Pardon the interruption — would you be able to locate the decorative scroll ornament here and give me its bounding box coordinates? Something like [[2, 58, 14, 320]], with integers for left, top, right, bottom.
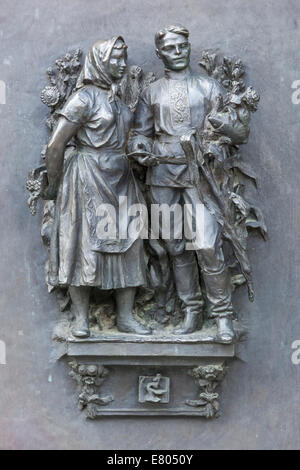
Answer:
[[68, 360, 113, 419], [185, 363, 227, 418]]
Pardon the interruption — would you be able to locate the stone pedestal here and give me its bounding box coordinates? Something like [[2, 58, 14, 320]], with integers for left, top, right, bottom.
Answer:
[[66, 331, 235, 419]]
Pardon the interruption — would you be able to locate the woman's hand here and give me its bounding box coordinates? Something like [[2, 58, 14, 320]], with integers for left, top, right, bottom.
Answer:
[[41, 178, 59, 200]]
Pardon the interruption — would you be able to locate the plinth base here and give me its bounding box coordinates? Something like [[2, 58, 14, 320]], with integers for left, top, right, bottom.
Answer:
[[66, 331, 235, 418]]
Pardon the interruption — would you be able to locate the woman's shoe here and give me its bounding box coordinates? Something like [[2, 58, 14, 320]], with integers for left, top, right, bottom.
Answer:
[[117, 313, 152, 335], [72, 315, 90, 338]]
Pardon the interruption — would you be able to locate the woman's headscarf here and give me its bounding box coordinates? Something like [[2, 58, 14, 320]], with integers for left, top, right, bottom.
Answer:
[[76, 36, 127, 103]]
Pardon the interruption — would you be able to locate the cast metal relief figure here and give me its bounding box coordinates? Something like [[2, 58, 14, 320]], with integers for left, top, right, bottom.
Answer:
[[128, 25, 265, 342], [43, 37, 151, 338], [27, 27, 265, 346]]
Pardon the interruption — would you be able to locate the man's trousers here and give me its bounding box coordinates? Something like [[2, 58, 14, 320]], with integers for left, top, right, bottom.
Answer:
[[150, 185, 233, 318]]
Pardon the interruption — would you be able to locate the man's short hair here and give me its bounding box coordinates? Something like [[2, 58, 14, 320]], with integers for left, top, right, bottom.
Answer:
[[155, 25, 189, 49]]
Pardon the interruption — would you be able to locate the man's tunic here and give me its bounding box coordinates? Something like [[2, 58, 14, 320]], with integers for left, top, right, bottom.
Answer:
[[131, 67, 246, 188]]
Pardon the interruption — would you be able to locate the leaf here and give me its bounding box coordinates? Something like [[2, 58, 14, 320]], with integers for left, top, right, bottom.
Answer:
[[185, 399, 207, 407], [88, 394, 114, 406], [199, 51, 217, 75], [225, 158, 258, 186], [231, 273, 246, 289], [245, 205, 268, 240]]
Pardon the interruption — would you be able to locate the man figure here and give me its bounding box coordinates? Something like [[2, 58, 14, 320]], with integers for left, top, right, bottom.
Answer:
[[129, 25, 249, 342]]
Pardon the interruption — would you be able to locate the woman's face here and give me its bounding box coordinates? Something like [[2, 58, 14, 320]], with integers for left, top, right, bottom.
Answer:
[[107, 40, 127, 80]]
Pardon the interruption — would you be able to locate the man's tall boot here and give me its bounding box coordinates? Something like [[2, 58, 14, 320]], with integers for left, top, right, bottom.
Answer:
[[201, 265, 235, 343], [173, 253, 204, 334]]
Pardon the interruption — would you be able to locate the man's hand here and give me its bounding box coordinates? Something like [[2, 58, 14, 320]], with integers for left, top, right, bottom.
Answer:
[[127, 149, 159, 167], [136, 154, 159, 167], [126, 141, 158, 167], [208, 110, 249, 145]]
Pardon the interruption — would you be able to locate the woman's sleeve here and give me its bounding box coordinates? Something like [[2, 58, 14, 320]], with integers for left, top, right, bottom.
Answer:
[[58, 88, 94, 125]]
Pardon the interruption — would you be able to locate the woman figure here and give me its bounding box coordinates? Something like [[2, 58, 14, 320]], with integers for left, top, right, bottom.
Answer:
[[45, 37, 150, 338]]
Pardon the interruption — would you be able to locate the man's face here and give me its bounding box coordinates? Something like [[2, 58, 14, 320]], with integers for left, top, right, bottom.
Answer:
[[156, 32, 190, 71]]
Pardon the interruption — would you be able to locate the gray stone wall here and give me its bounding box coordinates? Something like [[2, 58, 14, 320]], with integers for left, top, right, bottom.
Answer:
[[0, 0, 299, 449]]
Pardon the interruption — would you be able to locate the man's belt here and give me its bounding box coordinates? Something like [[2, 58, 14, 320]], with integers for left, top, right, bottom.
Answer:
[[155, 134, 183, 144], [127, 151, 187, 165]]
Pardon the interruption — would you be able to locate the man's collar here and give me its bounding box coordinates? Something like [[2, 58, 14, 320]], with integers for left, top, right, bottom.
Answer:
[[164, 67, 191, 80]]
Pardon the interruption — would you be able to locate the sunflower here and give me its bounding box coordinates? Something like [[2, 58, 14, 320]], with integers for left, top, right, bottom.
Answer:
[[40, 85, 60, 107]]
